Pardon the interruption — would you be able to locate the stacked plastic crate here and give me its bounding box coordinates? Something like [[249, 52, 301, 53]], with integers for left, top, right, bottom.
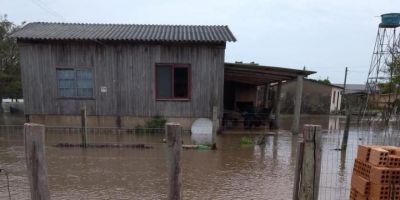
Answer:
[[350, 145, 400, 200]]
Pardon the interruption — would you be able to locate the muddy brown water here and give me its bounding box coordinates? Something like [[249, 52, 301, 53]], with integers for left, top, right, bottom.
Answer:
[[0, 114, 399, 200]]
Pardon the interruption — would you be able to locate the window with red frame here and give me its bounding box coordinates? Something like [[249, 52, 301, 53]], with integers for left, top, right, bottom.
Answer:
[[156, 64, 190, 99]]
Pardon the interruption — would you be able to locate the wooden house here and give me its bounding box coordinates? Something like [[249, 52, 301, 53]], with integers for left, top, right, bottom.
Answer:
[[11, 22, 235, 128], [12, 22, 314, 133]]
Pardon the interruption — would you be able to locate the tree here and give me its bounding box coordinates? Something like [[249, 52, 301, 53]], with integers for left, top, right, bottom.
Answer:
[[309, 77, 331, 85], [378, 55, 400, 94], [0, 15, 22, 113]]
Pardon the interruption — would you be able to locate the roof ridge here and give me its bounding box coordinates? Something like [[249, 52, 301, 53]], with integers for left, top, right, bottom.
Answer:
[[12, 22, 237, 42], [29, 22, 229, 27]]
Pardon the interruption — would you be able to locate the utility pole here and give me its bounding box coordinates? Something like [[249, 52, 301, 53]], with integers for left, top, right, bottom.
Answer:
[[341, 67, 350, 151]]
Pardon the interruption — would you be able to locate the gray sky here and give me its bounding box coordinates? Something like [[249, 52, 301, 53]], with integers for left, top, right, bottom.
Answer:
[[2, 0, 399, 84]]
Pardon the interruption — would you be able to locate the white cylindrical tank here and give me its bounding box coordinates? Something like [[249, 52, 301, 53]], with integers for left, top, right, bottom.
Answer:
[[190, 118, 213, 145]]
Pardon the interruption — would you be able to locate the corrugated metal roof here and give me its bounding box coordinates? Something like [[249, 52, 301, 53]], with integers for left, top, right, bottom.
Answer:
[[224, 62, 316, 85], [11, 22, 236, 43]]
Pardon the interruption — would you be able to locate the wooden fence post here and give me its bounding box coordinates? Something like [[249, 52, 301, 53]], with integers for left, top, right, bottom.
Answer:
[[166, 122, 182, 200], [298, 124, 322, 200], [212, 105, 218, 149], [293, 141, 304, 200], [81, 106, 88, 147], [24, 123, 50, 200]]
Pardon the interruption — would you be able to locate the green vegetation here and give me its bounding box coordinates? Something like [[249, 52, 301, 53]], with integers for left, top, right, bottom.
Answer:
[[0, 15, 23, 112], [135, 116, 167, 133], [240, 136, 254, 145], [309, 78, 331, 85], [378, 56, 400, 94], [0, 17, 22, 97], [145, 115, 167, 129]]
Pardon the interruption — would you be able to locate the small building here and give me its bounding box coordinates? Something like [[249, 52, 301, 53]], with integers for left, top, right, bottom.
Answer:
[[334, 84, 367, 94], [281, 79, 343, 114], [333, 83, 368, 113], [12, 22, 314, 133]]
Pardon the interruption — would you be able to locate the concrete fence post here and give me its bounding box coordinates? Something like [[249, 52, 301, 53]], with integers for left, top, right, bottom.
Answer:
[[24, 123, 50, 200], [274, 82, 282, 129], [166, 122, 182, 200], [298, 124, 322, 200], [292, 75, 304, 134]]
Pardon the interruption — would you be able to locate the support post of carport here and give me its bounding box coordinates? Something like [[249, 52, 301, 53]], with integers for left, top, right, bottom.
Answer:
[[274, 82, 282, 129], [292, 75, 304, 134], [263, 84, 270, 108]]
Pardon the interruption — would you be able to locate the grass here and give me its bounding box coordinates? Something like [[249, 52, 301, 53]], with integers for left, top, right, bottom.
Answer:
[[240, 136, 254, 145]]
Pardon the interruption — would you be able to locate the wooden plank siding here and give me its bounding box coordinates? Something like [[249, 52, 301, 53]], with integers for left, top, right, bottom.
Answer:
[[19, 41, 225, 119]]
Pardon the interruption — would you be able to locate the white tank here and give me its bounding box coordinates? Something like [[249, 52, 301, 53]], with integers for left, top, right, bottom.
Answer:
[[190, 118, 213, 145]]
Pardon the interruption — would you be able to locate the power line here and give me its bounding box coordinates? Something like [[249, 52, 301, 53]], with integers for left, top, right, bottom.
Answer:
[[29, 0, 66, 21]]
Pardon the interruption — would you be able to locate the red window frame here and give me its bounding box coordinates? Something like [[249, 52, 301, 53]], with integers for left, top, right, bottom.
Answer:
[[155, 63, 191, 101]]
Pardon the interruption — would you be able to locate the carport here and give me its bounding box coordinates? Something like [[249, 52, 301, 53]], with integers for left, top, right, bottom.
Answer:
[[224, 62, 315, 133]]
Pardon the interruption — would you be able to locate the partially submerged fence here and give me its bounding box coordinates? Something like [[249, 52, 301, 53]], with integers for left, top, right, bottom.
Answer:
[[1, 121, 400, 199], [318, 125, 400, 200], [0, 124, 171, 200]]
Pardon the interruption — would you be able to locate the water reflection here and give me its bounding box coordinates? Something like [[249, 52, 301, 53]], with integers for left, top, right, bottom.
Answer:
[[1, 114, 400, 199]]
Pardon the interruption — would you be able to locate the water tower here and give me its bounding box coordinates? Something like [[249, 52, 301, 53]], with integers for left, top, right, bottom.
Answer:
[[366, 13, 400, 112]]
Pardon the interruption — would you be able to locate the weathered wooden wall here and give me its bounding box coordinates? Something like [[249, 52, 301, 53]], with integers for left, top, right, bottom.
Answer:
[[19, 41, 225, 118]]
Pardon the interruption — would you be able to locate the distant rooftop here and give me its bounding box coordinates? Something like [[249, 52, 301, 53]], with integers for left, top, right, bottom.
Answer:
[[11, 22, 237, 43], [333, 84, 374, 94]]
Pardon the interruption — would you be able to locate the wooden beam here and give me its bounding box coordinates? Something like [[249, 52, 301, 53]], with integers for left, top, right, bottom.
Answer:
[[225, 65, 301, 78], [225, 69, 296, 80], [225, 72, 285, 82], [224, 77, 269, 85]]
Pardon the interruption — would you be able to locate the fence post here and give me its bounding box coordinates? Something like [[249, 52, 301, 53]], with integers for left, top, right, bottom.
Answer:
[[81, 106, 88, 147], [341, 102, 351, 151], [293, 141, 304, 200], [166, 122, 182, 200], [24, 123, 50, 200], [299, 124, 322, 200], [212, 105, 218, 149]]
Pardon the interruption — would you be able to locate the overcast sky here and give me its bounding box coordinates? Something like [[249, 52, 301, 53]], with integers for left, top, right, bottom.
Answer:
[[2, 0, 399, 84]]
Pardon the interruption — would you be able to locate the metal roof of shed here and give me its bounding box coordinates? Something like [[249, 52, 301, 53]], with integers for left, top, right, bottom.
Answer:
[[225, 62, 315, 85], [11, 22, 237, 43]]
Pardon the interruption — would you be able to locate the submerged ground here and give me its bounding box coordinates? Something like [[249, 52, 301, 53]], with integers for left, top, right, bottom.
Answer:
[[0, 114, 399, 200]]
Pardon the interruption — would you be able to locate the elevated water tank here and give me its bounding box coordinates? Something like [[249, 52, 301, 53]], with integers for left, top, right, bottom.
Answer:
[[380, 13, 400, 28]]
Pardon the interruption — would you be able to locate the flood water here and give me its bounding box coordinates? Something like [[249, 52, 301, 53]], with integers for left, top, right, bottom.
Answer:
[[1, 114, 400, 200]]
